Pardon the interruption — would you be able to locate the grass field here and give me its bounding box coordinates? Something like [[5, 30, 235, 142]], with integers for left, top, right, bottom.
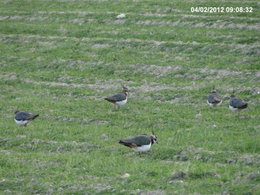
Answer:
[[0, 0, 260, 194]]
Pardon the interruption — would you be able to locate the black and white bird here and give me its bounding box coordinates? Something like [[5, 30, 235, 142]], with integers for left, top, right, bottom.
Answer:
[[105, 87, 128, 107], [119, 134, 157, 153], [14, 111, 39, 126], [229, 94, 248, 111], [207, 90, 222, 107]]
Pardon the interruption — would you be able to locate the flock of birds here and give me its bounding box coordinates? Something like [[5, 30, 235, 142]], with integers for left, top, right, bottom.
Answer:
[[14, 87, 248, 153]]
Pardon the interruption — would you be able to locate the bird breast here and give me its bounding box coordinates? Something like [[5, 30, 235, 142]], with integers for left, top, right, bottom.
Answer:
[[14, 119, 28, 125], [133, 143, 151, 152], [115, 99, 127, 106]]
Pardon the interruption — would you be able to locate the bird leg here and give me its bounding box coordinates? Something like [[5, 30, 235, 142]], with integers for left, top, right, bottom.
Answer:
[[112, 104, 119, 111], [237, 110, 241, 119]]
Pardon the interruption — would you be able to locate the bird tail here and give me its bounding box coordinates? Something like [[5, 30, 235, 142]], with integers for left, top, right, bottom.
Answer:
[[104, 97, 115, 103], [241, 103, 248, 109], [119, 140, 129, 146], [30, 114, 39, 120], [119, 140, 125, 145], [119, 140, 135, 148]]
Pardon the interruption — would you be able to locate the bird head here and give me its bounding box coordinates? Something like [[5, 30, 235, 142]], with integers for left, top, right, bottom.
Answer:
[[230, 94, 236, 98], [151, 131, 158, 144], [122, 86, 129, 95]]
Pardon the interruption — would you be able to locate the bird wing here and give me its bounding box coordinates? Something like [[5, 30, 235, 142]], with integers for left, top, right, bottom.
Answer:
[[105, 92, 126, 102], [119, 135, 150, 147], [230, 97, 247, 108], [208, 93, 221, 103], [15, 112, 32, 120]]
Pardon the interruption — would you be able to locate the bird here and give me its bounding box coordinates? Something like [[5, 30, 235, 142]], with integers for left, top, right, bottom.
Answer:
[[119, 134, 158, 153], [14, 111, 39, 126], [229, 94, 248, 111], [104, 87, 129, 108], [207, 90, 222, 107]]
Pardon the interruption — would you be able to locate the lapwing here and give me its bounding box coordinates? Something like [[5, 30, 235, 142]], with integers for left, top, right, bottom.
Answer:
[[207, 90, 222, 107], [14, 111, 39, 126], [229, 94, 248, 111], [104, 87, 128, 108], [119, 134, 158, 153]]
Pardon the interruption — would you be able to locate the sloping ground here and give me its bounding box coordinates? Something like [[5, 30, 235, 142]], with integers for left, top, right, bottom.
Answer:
[[0, 0, 259, 194]]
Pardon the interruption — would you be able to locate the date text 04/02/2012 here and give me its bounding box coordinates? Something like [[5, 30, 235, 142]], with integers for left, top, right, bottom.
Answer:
[[190, 7, 253, 13]]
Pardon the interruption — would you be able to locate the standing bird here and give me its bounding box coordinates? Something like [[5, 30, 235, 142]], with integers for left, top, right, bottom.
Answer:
[[104, 87, 129, 108], [229, 94, 248, 111], [119, 134, 158, 153], [14, 111, 39, 126], [207, 90, 222, 107]]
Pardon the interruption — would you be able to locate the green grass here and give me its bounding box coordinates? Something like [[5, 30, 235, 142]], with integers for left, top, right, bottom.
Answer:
[[0, 0, 259, 194]]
